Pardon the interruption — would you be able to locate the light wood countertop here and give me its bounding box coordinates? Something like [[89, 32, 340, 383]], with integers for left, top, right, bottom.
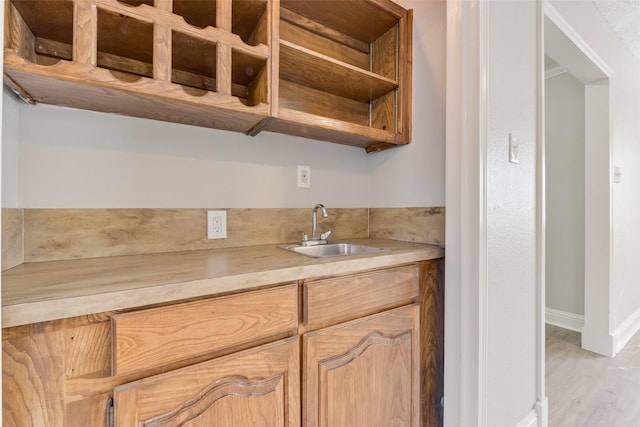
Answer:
[[2, 239, 443, 328]]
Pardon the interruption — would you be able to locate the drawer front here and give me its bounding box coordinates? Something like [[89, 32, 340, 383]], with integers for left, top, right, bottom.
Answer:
[[112, 284, 298, 376], [302, 265, 419, 331]]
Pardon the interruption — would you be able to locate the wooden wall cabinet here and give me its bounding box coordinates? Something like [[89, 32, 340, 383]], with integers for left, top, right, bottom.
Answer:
[[2, 260, 442, 426], [3, 0, 412, 152], [4, 0, 272, 134]]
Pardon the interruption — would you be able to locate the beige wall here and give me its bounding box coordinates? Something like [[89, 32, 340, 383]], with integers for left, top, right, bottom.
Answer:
[[545, 71, 585, 316]]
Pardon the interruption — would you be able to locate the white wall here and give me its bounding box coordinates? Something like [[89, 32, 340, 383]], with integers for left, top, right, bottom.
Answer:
[[549, 1, 640, 340], [485, 1, 538, 424], [12, 101, 370, 208], [545, 71, 585, 316], [2, 90, 19, 208], [1, 1, 446, 210], [445, 0, 541, 425]]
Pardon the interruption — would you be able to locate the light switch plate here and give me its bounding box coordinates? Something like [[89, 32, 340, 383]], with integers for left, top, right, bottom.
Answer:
[[614, 166, 621, 183], [509, 133, 520, 164]]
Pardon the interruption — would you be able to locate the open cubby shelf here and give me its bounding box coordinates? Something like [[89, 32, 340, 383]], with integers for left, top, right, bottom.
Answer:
[[279, 41, 398, 103], [5, 0, 412, 152]]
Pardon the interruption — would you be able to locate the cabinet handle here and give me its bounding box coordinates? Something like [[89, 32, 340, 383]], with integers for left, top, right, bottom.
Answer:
[[106, 398, 114, 427]]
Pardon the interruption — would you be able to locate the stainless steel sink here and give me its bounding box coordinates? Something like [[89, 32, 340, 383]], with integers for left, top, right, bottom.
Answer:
[[280, 242, 388, 258]]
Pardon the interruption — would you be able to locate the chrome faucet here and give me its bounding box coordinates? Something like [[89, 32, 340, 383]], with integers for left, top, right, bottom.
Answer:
[[301, 203, 332, 246]]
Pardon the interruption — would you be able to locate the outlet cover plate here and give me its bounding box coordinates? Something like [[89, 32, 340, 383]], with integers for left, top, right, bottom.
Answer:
[[297, 165, 311, 188], [207, 210, 227, 239]]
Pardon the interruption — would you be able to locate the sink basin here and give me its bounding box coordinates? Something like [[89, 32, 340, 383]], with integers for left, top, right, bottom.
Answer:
[[280, 243, 388, 258]]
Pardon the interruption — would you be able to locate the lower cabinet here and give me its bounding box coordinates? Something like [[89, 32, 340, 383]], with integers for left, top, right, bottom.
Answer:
[[303, 305, 420, 427], [2, 260, 443, 426], [113, 337, 300, 427]]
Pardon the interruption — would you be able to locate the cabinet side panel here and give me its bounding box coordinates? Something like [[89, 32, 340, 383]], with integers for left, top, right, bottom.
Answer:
[[420, 258, 445, 427], [370, 21, 398, 136], [3, 329, 66, 426], [371, 90, 396, 133], [399, 8, 412, 142], [65, 320, 111, 379], [7, 2, 37, 62], [371, 25, 396, 80]]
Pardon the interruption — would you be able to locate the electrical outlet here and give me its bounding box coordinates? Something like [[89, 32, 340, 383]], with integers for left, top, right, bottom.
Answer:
[[207, 210, 227, 239], [297, 165, 311, 188]]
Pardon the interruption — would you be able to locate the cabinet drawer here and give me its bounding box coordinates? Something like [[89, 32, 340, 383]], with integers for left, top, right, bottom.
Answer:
[[112, 284, 298, 376], [302, 265, 418, 331]]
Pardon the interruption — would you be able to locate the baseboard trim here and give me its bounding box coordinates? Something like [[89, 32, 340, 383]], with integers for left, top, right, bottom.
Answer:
[[514, 398, 548, 427], [515, 409, 538, 427], [613, 305, 640, 354], [536, 396, 549, 427], [545, 307, 584, 332], [582, 327, 615, 357]]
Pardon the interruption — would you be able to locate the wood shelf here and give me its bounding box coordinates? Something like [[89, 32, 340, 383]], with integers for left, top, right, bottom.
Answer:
[[4, 50, 270, 132], [270, 108, 398, 150], [280, 0, 402, 45], [279, 40, 397, 103]]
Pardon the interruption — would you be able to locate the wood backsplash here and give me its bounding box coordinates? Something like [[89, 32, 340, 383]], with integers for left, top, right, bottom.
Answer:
[[369, 207, 445, 246], [2, 208, 23, 270], [2, 207, 444, 267]]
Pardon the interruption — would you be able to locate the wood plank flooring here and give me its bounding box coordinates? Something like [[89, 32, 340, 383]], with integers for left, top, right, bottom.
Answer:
[[546, 324, 640, 426]]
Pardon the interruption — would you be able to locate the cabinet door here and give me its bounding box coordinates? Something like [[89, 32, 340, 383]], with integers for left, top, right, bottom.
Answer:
[[114, 337, 299, 427], [303, 304, 420, 427]]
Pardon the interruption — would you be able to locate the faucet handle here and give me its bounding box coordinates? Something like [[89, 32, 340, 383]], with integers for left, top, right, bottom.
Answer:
[[320, 230, 332, 240], [301, 232, 309, 242]]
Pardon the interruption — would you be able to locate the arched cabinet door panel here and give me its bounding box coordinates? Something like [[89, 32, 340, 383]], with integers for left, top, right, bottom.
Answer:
[[114, 337, 300, 427], [303, 304, 420, 427]]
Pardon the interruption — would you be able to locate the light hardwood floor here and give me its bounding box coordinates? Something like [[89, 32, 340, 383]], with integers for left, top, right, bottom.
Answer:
[[546, 324, 640, 426]]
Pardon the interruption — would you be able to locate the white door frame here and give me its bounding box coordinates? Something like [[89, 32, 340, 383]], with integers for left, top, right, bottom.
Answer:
[[444, 0, 486, 424], [446, 1, 547, 425], [543, 2, 615, 357]]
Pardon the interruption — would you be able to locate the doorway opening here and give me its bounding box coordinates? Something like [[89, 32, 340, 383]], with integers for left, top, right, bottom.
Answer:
[[543, 8, 613, 356]]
